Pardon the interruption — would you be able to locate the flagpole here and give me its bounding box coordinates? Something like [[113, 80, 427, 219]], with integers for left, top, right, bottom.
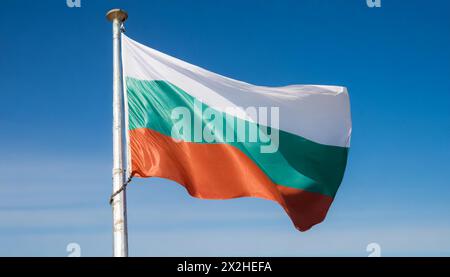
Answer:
[[107, 8, 129, 257]]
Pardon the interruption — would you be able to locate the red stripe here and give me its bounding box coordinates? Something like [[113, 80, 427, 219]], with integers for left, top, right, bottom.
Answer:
[[129, 128, 334, 231]]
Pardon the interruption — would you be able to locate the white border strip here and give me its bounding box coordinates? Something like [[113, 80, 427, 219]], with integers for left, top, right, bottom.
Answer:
[[121, 35, 132, 179]]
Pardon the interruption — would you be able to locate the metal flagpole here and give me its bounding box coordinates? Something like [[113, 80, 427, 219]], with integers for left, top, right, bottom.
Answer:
[[107, 8, 129, 257]]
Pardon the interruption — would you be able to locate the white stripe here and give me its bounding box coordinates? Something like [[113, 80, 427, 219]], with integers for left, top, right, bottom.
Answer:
[[121, 34, 352, 147]]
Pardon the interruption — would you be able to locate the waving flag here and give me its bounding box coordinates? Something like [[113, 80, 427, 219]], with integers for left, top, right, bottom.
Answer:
[[121, 34, 351, 231]]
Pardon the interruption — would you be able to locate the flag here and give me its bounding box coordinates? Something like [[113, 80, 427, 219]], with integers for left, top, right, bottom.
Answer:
[[121, 34, 352, 231]]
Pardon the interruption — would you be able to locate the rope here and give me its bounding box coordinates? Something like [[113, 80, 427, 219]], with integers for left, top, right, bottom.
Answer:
[[109, 176, 132, 205]]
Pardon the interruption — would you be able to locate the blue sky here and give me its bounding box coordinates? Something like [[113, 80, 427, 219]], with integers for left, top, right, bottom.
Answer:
[[1, 0, 449, 256]]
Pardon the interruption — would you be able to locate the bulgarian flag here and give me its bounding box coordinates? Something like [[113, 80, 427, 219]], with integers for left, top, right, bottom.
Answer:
[[121, 34, 352, 231]]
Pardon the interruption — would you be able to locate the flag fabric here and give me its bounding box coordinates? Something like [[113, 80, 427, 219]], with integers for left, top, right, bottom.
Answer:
[[121, 34, 352, 231]]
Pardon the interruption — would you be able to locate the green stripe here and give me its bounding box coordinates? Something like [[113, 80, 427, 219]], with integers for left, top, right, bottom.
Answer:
[[126, 77, 349, 197]]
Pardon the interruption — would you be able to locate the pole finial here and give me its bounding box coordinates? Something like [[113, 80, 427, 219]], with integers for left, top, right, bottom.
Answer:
[[106, 9, 128, 22]]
